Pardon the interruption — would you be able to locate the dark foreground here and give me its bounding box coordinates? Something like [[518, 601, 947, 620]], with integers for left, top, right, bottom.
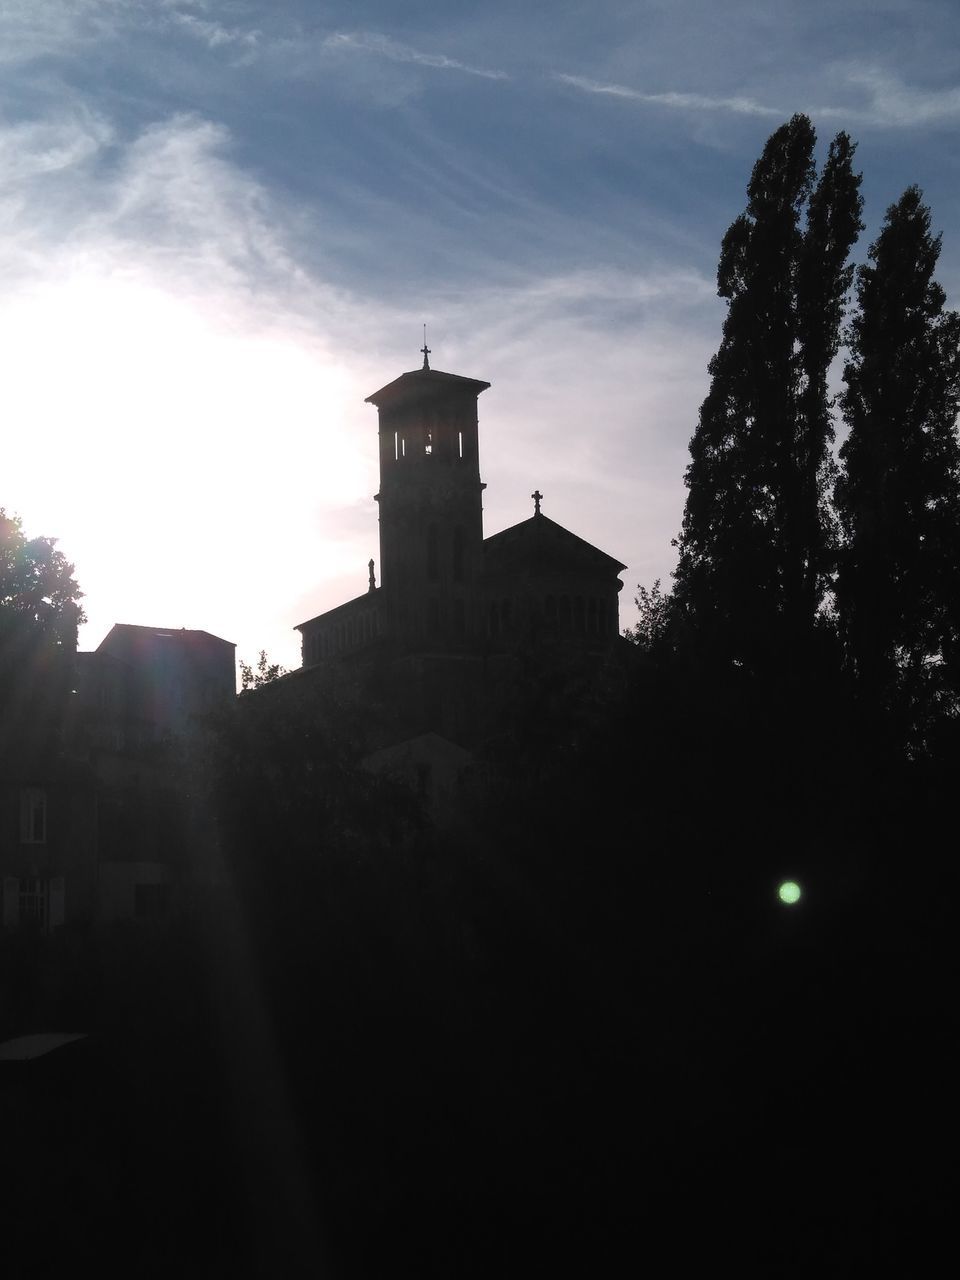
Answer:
[[1, 820, 952, 1279]]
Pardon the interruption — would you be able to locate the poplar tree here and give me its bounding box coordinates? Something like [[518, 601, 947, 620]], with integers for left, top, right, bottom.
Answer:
[[673, 116, 862, 675], [835, 187, 960, 737]]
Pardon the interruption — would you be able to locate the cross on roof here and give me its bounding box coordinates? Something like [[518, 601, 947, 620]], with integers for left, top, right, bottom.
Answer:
[[421, 323, 431, 371], [532, 489, 543, 516]]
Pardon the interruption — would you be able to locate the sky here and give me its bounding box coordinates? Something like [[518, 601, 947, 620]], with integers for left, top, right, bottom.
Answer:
[[3, 0, 960, 673]]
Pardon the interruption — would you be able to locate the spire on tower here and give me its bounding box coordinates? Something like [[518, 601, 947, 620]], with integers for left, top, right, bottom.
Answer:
[[420, 323, 431, 371]]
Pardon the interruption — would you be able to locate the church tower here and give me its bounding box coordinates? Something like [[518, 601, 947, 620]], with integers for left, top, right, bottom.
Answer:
[[366, 347, 490, 648]]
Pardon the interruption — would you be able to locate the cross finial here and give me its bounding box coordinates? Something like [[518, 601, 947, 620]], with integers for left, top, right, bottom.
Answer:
[[532, 489, 543, 516], [421, 323, 431, 371]]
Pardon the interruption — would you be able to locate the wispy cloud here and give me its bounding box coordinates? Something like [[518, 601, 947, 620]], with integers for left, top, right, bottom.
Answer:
[[324, 31, 509, 82], [556, 65, 960, 131], [828, 65, 960, 127], [0, 112, 112, 184], [166, 10, 261, 53], [555, 73, 782, 118]]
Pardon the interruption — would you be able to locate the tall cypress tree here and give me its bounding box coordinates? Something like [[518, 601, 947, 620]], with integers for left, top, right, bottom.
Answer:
[[673, 116, 862, 675], [836, 187, 960, 738]]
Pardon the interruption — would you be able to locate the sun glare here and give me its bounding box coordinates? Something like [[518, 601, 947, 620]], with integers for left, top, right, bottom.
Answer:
[[0, 272, 371, 666]]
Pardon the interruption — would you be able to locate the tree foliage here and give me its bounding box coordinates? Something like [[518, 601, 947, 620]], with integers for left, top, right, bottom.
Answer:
[[623, 578, 675, 656], [0, 508, 85, 653], [239, 648, 286, 691], [673, 117, 863, 675], [1, 506, 85, 697], [836, 186, 960, 739]]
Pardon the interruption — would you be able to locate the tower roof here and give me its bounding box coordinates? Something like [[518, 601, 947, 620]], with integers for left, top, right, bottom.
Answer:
[[365, 367, 490, 409]]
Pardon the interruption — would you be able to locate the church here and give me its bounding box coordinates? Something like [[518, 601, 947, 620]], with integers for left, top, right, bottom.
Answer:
[[293, 345, 627, 757]]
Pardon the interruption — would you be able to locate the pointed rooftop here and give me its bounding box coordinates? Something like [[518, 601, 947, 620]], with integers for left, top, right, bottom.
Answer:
[[365, 367, 490, 409]]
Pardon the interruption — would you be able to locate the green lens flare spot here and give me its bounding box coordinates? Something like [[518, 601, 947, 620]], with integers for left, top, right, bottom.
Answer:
[[778, 881, 802, 905]]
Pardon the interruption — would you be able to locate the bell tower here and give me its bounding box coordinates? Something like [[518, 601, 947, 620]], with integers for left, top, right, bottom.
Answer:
[[366, 349, 490, 648]]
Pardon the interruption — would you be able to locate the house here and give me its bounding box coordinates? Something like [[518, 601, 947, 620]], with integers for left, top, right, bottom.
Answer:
[[1, 625, 235, 933]]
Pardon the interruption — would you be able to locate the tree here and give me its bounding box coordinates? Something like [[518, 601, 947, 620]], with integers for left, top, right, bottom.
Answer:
[[1, 508, 85, 748], [239, 649, 287, 691], [623, 579, 674, 657], [0, 508, 84, 669], [672, 117, 863, 676], [835, 187, 960, 742]]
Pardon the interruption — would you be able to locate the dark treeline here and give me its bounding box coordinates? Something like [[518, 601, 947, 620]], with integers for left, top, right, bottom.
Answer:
[[3, 115, 959, 1276]]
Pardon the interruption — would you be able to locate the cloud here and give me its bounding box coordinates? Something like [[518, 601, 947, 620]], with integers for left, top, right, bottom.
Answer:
[[556, 64, 960, 132], [0, 111, 112, 184], [323, 31, 509, 82], [554, 73, 783, 118], [165, 9, 261, 53], [827, 65, 960, 127]]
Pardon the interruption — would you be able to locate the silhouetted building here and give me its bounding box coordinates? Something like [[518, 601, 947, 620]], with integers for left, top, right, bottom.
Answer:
[[294, 356, 626, 772], [1, 624, 235, 933], [76, 624, 236, 749]]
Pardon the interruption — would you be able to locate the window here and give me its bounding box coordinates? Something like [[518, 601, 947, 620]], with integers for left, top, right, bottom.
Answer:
[[19, 789, 46, 844], [453, 527, 465, 583], [458, 430, 463, 459], [425, 431, 433, 456], [18, 878, 48, 931]]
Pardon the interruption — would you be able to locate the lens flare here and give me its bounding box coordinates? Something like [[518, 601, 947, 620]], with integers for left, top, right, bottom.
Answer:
[[778, 881, 802, 905]]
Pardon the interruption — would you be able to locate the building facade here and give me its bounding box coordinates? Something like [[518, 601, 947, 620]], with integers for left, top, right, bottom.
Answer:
[[295, 356, 627, 753], [297, 358, 626, 667], [1, 625, 235, 934]]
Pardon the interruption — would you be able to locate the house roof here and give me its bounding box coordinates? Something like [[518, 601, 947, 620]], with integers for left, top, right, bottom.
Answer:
[[483, 514, 627, 576], [98, 624, 235, 650], [295, 588, 381, 633], [365, 368, 490, 409]]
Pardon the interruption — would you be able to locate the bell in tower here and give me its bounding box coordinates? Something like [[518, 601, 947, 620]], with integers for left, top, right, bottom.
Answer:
[[366, 346, 490, 649]]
